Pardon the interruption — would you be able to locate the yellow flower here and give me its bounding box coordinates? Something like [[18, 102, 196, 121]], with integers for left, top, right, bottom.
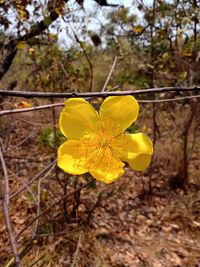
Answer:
[[57, 96, 153, 184]]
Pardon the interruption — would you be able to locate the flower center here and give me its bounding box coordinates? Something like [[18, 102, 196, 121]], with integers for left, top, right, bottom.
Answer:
[[76, 117, 127, 173], [78, 130, 120, 171]]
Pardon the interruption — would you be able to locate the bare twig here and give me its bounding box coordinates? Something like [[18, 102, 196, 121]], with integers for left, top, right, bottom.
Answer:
[[139, 94, 200, 103], [181, 102, 198, 184], [87, 193, 102, 223], [16, 179, 95, 240], [0, 137, 5, 153], [0, 89, 200, 116], [14, 175, 39, 240], [28, 255, 46, 267], [4, 241, 33, 267], [71, 233, 82, 267], [15, 176, 37, 206], [71, 178, 81, 219], [35, 229, 82, 237], [102, 56, 118, 92], [150, 0, 157, 146], [188, 117, 200, 161], [10, 161, 56, 200], [62, 174, 70, 223], [0, 103, 64, 116], [32, 176, 42, 239], [76, 38, 94, 92], [5, 130, 38, 153], [0, 87, 199, 98], [0, 94, 199, 117], [51, 98, 61, 191], [68, 22, 94, 92], [0, 147, 22, 267], [15, 116, 56, 127]]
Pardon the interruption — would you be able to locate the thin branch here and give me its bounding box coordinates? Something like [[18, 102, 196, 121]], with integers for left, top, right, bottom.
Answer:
[[10, 161, 56, 200], [188, 118, 200, 161], [3, 241, 33, 267], [32, 176, 42, 239], [0, 103, 64, 116], [15, 176, 37, 207], [68, 22, 94, 92], [0, 87, 199, 99], [181, 102, 198, 183], [0, 147, 22, 267], [71, 233, 82, 267], [14, 175, 39, 240], [5, 130, 38, 153], [139, 94, 200, 103], [0, 94, 200, 117], [35, 229, 82, 237], [27, 255, 46, 267], [150, 0, 157, 147], [14, 116, 56, 127], [16, 179, 95, 240], [102, 56, 118, 92], [51, 98, 61, 187], [0, 137, 5, 153]]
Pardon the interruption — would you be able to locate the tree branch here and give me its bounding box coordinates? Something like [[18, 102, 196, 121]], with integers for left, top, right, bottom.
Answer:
[[0, 146, 22, 267], [0, 103, 64, 116], [0, 86, 199, 99], [0, 0, 69, 81], [0, 94, 200, 117], [67, 21, 94, 92]]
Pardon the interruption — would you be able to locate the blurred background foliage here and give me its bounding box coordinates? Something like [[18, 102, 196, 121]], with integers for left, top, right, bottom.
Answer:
[[0, 0, 199, 92]]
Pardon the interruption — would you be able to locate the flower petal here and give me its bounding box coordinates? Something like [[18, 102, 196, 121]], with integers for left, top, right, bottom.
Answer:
[[99, 96, 139, 135], [59, 98, 101, 139], [116, 133, 153, 171], [89, 147, 124, 183], [57, 140, 88, 175]]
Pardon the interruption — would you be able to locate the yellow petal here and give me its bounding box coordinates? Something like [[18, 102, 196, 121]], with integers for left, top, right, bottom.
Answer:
[[57, 140, 88, 175], [116, 133, 153, 171], [99, 96, 139, 136], [59, 98, 101, 139], [89, 147, 124, 183]]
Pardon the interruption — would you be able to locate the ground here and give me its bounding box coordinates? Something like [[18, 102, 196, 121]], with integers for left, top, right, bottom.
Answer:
[[0, 100, 200, 267]]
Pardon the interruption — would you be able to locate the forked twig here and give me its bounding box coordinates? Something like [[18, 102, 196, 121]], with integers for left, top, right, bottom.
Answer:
[[16, 179, 94, 240], [10, 161, 56, 199]]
